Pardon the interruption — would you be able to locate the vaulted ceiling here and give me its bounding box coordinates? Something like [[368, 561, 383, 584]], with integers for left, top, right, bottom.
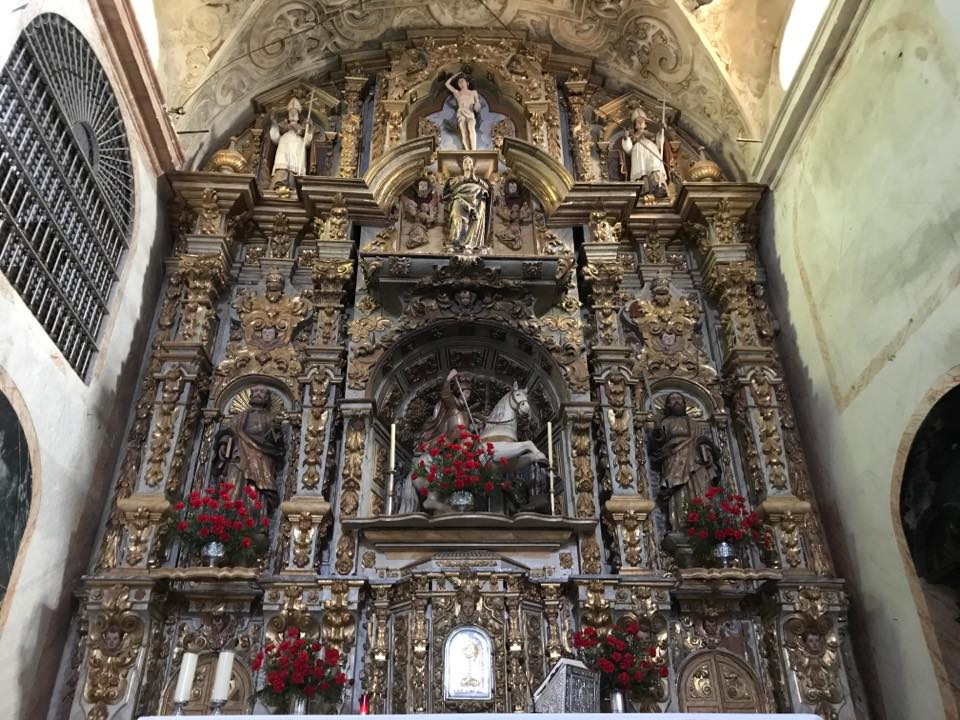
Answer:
[[148, 0, 794, 176]]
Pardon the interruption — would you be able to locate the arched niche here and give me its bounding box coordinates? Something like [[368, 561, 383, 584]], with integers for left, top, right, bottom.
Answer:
[[677, 650, 764, 713], [159, 653, 253, 714], [895, 373, 960, 715], [0, 386, 35, 618], [371, 321, 567, 451], [404, 65, 528, 153], [443, 626, 494, 701]]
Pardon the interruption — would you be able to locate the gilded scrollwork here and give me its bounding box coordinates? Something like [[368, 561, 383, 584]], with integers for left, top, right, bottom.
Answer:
[[82, 586, 145, 720], [198, 188, 219, 235], [143, 367, 185, 488], [582, 261, 624, 346], [301, 374, 330, 490], [605, 372, 635, 489], [339, 418, 365, 518], [571, 414, 596, 517], [177, 253, 228, 344], [213, 272, 312, 399]]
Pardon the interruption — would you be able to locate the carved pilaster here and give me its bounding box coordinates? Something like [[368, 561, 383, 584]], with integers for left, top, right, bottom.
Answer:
[[381, 99, 406, 156], [410, 583, 430, 712], [582, 260, 625, 347], [116, 495, 171, 570], [311, 258, 355, 346], [364, 585, 392, 713], [338, 76, 367, 178], [526, 99, 550, 155], [175, 252, 229, 346], [564, 76, 596, 182]]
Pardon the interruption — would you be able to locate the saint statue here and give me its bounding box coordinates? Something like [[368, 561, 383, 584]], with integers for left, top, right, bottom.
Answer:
[[213, 387, 284, 511], [442, 156, 491, 253], [444, 72, 481, 151], [621, 107, 667, 197], [269, 96, 313, 189], [650, 392, 720, 530], [420, 369, 474, 445]]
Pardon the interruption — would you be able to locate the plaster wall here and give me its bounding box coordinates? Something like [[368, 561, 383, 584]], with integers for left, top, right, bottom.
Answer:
[[0, 3, 167, 719], [761, 0, 960, 717]]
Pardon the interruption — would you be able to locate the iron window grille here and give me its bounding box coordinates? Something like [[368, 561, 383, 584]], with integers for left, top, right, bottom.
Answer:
[[0, 13, 133, 378]]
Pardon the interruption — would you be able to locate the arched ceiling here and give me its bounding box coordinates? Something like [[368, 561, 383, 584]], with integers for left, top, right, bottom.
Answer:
[[149, 0, 794, 177]]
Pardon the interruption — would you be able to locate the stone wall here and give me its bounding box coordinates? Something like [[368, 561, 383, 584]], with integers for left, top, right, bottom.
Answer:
[[760, 0, 960, 717], [0, 3, 168, 718]]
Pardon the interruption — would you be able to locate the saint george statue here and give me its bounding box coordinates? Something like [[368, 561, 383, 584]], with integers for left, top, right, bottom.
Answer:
[[213, 387, 285, 511], [442, 156, 491, 253], [269, 96, 313, 189], [420, 369, 474, 445], [444, 71, 482, 151], [650, 392, 720, 530], [621, 107, 667, 197]]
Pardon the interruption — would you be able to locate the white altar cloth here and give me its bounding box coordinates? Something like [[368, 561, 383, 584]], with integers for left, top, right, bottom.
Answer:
[[140, 714, 820, 719]]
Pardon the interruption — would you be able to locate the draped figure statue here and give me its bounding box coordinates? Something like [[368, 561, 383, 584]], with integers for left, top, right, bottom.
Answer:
[[442, 156, 491, 253]]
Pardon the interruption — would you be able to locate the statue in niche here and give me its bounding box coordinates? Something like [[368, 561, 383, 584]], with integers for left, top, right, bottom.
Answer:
[[444, 71, 482, 151], [649, 392, 720, 530], [494, 177, 531, 251], [621, 107, 667, 198], [401, 177, 440, 249], [443, 156, 491, 254], [401, 369, 547, 514], [269, 96, 313, 189], [213, 387, 285, 512]]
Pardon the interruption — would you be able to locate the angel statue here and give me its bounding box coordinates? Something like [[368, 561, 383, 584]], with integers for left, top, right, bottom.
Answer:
[[401, 177, 439, 249], [621, 107, 667, 197], [270, 96, 313, 189], [445, 71, 482, 151]]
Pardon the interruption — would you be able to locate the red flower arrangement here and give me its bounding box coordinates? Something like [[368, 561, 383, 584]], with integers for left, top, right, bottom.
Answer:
[[410, 427, 510, 500], [572, 623, 667, 699], [253, 627, 351, 710], [171, 482, 269, 565], [684, 485, 761, 561]]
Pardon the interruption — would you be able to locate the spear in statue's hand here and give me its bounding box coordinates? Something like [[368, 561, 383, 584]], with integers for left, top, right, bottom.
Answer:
[[452, 374, 478, 435]]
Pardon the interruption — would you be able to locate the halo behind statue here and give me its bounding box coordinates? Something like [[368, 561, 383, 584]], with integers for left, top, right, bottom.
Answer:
[[229, 387, 285, 416]]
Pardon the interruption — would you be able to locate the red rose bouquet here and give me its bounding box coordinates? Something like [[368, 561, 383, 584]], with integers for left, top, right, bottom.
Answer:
[[172, 482, 269, 565], [253, 627, 351, 711], [572, 622, 667, 699], [684, 485, 760, 562], [410, 427, 511, 500]]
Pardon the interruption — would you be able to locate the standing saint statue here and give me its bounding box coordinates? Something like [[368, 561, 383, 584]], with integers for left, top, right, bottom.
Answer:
[[445, 71, 481, 151], [269, 96, 313, 189], [213, 387, 285, 511], [442, 156, 491, 253], [650, 392, 720, 530], [621, 107, 667, 197]]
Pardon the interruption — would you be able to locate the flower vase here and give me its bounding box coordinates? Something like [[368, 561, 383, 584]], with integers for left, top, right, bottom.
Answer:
[[287, 695, 308, 715], [200, 540, 226, 567], [711, 540, 736, 568], [608, 689, 625, 713], [449, 490, 475, 512]]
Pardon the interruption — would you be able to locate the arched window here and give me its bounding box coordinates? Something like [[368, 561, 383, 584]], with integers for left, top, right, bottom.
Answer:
[[778, 0, 830, 89], [0, 391, 32, 606], [0, 14, 133, 378], [900, 385, 960, 605]]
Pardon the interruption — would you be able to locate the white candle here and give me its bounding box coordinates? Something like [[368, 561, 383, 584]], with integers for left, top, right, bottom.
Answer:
[[210, 651, 235, 702], [547, 421, 556, 516], [389, 423, 396, 472], [546, 421, 553, 470], [173, 652, 198, 703]]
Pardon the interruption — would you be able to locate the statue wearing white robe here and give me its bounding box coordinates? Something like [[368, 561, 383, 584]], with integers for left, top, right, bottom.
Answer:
[[621, 108, 666, 195], [270, 97, 313, 189]]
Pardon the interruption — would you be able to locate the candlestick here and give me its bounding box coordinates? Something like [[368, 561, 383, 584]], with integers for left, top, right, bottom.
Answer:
[[210, 650, 234, 705], [173, 652, 198, 704], [547, 421, 556, 515]]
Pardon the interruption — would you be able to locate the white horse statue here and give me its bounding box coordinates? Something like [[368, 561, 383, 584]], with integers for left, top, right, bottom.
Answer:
[[400, 383, 547, 514]]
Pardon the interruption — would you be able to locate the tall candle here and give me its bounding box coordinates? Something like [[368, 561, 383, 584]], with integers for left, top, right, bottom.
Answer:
[[546, 421, 553, 470], [173, 652, 198, 703], [210, 651, 235, 702], [389, 423, 396, 472]]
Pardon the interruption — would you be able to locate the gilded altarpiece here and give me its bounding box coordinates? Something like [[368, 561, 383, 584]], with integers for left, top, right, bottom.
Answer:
[[62, 35, 866, 720]]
